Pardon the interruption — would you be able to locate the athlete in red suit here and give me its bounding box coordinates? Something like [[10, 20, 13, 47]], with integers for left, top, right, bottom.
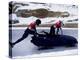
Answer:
[[55, 20, 64, 35], [10, 19, 41, 47]]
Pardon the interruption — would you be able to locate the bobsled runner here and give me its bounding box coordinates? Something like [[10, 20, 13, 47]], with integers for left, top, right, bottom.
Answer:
[[31, 34, 78, 47]]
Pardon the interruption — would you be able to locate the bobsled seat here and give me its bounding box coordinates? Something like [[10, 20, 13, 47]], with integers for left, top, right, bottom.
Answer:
[[31, 34, 77, 47]]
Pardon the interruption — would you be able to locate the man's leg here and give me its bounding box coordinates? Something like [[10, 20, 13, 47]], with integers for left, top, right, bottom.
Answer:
[[11, 29, 36, 47], [50, 26, 55, 36], [56, 28, 59, 35], [12, 29, 29, 47], [60, 28, 63, 35]]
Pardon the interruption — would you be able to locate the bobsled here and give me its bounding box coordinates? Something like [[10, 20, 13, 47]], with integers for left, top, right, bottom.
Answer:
[[31, 34, 78, 47]]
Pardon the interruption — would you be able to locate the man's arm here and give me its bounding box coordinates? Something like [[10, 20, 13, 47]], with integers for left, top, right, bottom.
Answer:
[[61, 21, 64, 26], [40, 30, 49, 35]]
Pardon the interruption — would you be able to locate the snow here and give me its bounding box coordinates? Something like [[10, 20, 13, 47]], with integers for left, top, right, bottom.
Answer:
[[15, 5, 48, 12], [15, 16, 78, 25], [10, 2, 78, 25], [13, 47, 77, 59], [15, 2, 78, 15], [9, 13, 18, 21], [49, 4, 78, 16], [15, 11, 78, 25]]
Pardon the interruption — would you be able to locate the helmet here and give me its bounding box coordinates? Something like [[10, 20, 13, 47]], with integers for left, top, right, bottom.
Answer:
[[36, 19, 41, 26]]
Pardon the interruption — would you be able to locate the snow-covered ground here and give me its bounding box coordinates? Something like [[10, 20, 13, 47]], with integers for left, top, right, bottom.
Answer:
[[15, 2, 78, 15], [10, 2, 78, 25], [15, 16, 78, 25], [9, 28, 78, 58], [11, 13, 78, 25]]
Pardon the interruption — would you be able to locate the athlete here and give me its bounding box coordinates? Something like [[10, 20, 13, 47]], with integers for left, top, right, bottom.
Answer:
[[55, 20, 64, 35], [41, 24, 55, 37], [10, 19, 41, 48]]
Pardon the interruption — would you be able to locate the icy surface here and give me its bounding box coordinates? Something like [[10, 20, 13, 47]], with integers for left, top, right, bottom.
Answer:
[[9, 28, 78, 58]]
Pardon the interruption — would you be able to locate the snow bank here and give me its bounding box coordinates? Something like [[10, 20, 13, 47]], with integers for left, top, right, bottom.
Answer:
[[11, 2, 78, 25]]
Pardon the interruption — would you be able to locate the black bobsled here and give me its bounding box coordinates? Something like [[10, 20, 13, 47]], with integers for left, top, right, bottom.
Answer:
[[31, 34, 78, 47]]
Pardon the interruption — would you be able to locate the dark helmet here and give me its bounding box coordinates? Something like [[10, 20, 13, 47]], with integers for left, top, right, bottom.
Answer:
[[36, 19, 41, 26]]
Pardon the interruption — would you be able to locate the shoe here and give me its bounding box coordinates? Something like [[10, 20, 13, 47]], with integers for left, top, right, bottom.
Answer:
[[9, 41, 15, 48]]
